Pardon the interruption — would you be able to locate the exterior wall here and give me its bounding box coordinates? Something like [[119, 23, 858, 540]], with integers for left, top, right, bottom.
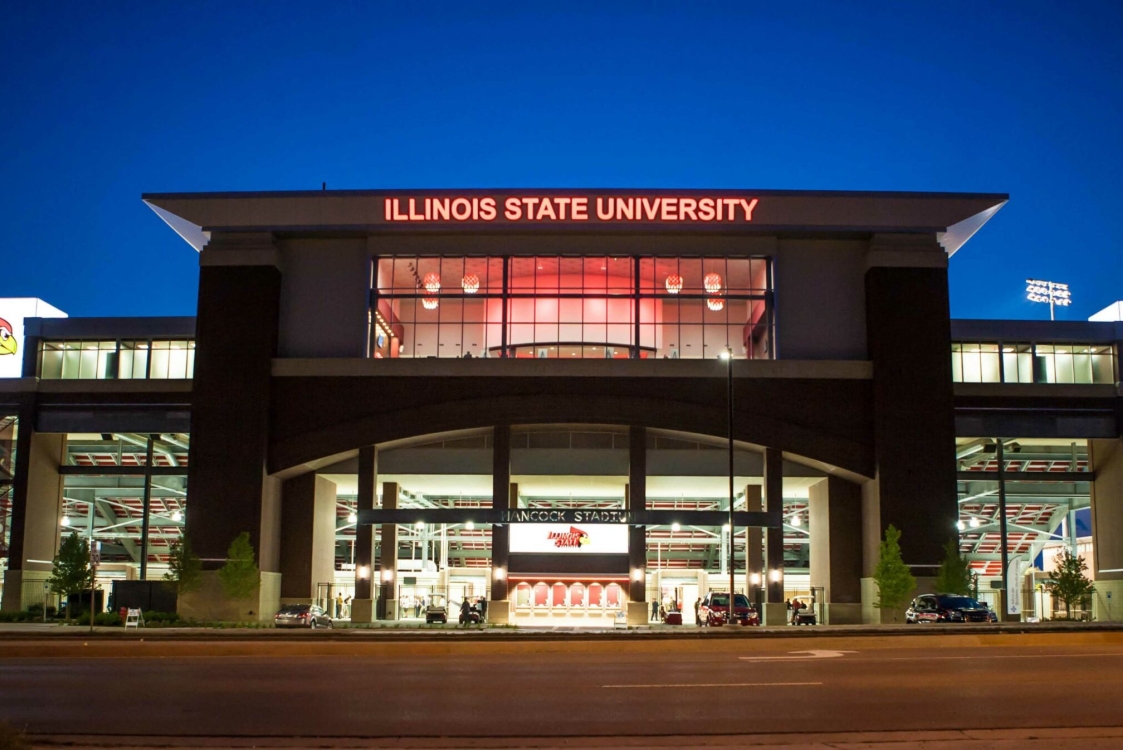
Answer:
[[186, 236, 281, 572], [808, 476, 863, 623], [277, 238, 369, 358], [1092, 438, 1123, 620], [268, 371, 876, 477], [865, 254, 958, 569], [1, 430, 64, 611], [279, 473, 337, 602], [774, 239, 868, 360]]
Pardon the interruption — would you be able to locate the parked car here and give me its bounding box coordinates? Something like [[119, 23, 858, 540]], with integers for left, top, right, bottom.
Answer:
[[274, 604, 333, 629], [698, 592, 760, 626], [425, 594, 449, 624], [906, 594, 997, 624]]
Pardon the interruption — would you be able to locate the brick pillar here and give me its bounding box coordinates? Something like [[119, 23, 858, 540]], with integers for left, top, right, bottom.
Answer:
[[809, 476, 863, 624], [351, 446, 376, 623], [1, 410, 64, 613], [379, 481, 398, 620], [627, 425, 647, 623], [745, 484, 764, 606], [490, 425, 511, 610], [763, 447, 786, 625]]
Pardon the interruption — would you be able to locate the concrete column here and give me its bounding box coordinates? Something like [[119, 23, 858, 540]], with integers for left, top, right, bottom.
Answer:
[[1091, 438, 1123, 620], [745, 484, 764, 606], [489, 425, 511, 619], [860, 475, 882, 624], [351, 446, 376, 623], [762, 447, 786, 625], [626, 425, 647, 625], [379, 481, 399, 620], [809, 476, 863, 624], [1, 425, 64, 612], [279, 473, 338, 604]]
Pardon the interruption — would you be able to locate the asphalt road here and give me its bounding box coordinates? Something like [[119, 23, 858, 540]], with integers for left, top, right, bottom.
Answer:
[[3, 641, 1123, 739]]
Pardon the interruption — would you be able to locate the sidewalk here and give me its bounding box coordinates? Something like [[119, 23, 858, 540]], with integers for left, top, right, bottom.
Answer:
[[3, 619, 1123, 639], [3, 621, 1123, 659], [24, 727, 1123, 749]]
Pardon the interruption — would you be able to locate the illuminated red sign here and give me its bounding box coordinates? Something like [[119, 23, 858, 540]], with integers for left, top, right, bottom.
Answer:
[[547, 526, 591, 549], [382, 195, 759, 223]]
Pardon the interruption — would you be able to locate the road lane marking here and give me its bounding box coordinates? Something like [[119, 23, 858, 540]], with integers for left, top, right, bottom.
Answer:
[[740, 649, 856, 661], [880, 652, 1123, 661], [603, 681, 823, 689]]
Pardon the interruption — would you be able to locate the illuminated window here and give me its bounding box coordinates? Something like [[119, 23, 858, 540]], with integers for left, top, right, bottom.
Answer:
[[372, 255, 773, 360], [953, 341, 1115, 385], [39, 339, 194, 380]]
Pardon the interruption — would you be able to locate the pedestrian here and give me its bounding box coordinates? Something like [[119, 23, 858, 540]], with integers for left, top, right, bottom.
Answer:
[[694, 597, 701, 626], [344, 595, 352, 618], [335, 592, 344, 619], [791, 599, 801, 625], [478, 594, 488, 621], [785, 598, 791, 613], [651, 599, 658, 622], [459, 598, 471, 625], [658, 602, 666, 622]]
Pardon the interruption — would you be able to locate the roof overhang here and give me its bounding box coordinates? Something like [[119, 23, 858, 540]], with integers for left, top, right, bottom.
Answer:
[[144, 188, 1007, 256]]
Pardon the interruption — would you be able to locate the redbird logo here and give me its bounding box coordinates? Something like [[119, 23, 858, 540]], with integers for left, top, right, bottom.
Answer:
[[547, 526, 591, 548]]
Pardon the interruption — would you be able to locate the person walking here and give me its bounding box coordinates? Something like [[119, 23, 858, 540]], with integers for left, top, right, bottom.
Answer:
[[650, 599, 658, 622], [335, 592, 344, 619], [459, 598, 471, 625], [478, 594, 488, 621], [694, 597, 701, 626]]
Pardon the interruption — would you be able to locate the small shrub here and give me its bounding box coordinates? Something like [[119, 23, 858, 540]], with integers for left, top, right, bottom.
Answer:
[[0, 721, 29, 750], [94, 612, 122, 627]]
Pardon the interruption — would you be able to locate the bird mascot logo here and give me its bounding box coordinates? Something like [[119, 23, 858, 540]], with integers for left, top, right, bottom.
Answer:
[[547, 526, 591, 549], [0, 318, 16, 356]]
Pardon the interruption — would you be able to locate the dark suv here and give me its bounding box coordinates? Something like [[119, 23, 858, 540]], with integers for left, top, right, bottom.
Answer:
[[698, 592, 760, 626], [906, 594, 997, 624]]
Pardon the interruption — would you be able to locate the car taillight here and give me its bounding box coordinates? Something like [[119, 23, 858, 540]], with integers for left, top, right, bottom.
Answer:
[[300, 613, 310, 619]]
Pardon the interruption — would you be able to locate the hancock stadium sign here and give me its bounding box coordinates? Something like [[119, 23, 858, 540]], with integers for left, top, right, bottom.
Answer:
[[382, 195, 759, 223], [503, 509, 629, 524]]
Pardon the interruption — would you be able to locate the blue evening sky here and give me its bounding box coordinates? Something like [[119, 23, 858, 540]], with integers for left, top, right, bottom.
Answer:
[[2, 2, 1121, 321]]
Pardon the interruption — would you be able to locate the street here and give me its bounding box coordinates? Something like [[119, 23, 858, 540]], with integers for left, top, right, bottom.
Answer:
[[3, 639, 1123, 740]]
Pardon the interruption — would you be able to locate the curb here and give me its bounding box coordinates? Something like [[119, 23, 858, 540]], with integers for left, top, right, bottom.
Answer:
[[3, 628, 1123, 659]]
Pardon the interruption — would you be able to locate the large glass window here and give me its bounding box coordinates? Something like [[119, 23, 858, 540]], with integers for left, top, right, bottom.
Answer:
[[952, 342, 1115, 385], [61, 433, 189, 582], [373, 255, 773, 359], [39, 340, 194, 380]]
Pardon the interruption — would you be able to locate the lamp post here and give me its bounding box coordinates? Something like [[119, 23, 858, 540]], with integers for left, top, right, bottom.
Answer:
[[1026, 279, 1071, 321], [721, 347, 735, 623]]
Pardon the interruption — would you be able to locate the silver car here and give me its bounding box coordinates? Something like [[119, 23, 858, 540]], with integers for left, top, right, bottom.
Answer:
[[274, 604, 334, 629]]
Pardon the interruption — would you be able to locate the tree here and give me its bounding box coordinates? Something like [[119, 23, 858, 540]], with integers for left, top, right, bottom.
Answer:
[[218, 532, 259, 607], [47, 533, 94, 624], [164, 537, 202, 595], [935, 539, 973, 596], [1047, 550, 1095, 619], [874, 524, 916, 622]]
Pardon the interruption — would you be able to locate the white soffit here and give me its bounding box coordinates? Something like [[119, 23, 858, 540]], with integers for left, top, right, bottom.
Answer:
[[145, 200, 209, 252], [939, 200, 1007, 257]]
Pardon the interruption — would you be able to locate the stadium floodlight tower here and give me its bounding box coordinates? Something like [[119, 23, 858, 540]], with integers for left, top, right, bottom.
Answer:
[[1026, 279, 1071, 320]]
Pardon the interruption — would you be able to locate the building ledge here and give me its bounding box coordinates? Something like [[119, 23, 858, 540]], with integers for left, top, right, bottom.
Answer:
[[271, 358, 873, 380], [953, 383, 1118, 399], [34, 379, 194, 394]]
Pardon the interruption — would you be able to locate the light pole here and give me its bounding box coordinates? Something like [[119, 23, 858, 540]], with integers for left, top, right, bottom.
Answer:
[[721, 347, 735, 623], [1026, 279, 1071, 321]]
